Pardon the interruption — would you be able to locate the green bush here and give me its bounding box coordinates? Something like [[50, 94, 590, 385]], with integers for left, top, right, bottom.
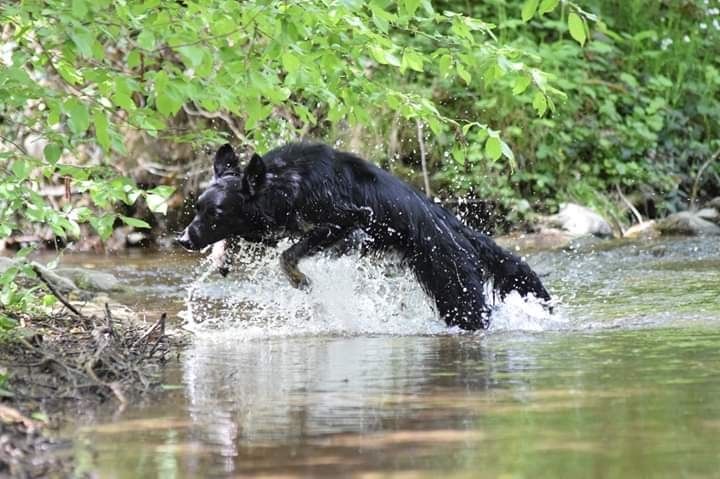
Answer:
[[428, 0, 720, 218]]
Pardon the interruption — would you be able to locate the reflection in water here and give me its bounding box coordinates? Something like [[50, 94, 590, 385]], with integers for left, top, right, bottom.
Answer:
[[75, 331, 720, 478], [68, 238, 720, 478], [182, 336, 496, 450]]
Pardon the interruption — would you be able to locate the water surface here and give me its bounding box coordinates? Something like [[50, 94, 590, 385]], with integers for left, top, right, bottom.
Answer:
[[63, 237, 720, 478]]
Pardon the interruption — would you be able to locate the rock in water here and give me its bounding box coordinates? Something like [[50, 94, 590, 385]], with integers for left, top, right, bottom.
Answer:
[[55, 268, 124, 293], [624, 220, 660, 240], [697, 207, 719, 224], [657, 211, 720, 236], [495, 228, 575, 251], [545, 203, 613, 237], [31, 262, 79, 295], [1, 258, 79, 295], [707, 197, 720, 211]]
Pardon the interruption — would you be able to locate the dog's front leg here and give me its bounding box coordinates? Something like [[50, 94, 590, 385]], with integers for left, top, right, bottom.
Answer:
[[280, 226, 352, 289]]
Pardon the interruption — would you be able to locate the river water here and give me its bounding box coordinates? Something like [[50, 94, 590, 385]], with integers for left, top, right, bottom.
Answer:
[[62, 237, 720, 478]]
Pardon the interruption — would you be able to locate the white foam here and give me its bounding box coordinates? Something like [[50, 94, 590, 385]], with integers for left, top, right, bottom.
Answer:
[[180, 240, 559, 339]]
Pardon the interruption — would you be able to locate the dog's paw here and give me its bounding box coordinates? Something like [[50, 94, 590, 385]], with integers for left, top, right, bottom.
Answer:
[[281, 260, 311, 289], [289, 270, 311, 289]]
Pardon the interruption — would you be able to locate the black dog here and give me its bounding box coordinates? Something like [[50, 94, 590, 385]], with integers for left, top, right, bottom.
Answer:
[[177, 142, 550, 330]]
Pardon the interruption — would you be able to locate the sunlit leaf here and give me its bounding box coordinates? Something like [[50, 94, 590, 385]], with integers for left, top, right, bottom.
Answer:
[[120, 215, 151, 228], [538, 0, 560, 15], [521, 0, 539, 22], [568, 12, 587, 46]]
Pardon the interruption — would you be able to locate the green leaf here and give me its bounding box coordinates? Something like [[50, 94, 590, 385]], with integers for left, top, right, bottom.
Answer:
[[111, 92, 136, 111], [485, 136, 502, 161], [404, 0, 421, 16], [178, 46, 205, 67], [538, 0, 560, 15], [501, 140, 516, 166], [42, 294, 57, 307], [146, 193, 168, 214], [456, 63, 471, 84], [521, 0, 539, 22], [156, 89, 183, 117], [64, 99, 90, 135], [93, 110, 111, 151], [44, 143, 62, 164], [57, 60, 83, 85], [11, 160, 31, 181], [137, 30, 155, 50], [16, 246, 34, 259], [71, 0, 88, 18], [512, 75, 532, 95], [532, 92, 548, 116], [91, 214, 116, 241], [70, 29, 94, 57], [149, 185, 175, 198], [120, 215, 151, 228], [402, 49, 424, 73], [369, 45, 401, 67], [438, 54, 452, 77], [568, 12, 587, 46], [281, 51, 301, 74], [0, 225, 12, 239], [451, 146, 466, 165], [127, 50, 141, 68]]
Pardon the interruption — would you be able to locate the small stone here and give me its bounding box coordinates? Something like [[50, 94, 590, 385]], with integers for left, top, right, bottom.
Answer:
[[649, 245, 667, 257], [624, 220, 660, 239], [495, 228, 575, 251]]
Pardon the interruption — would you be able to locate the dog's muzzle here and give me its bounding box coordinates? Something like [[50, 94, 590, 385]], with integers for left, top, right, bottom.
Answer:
[[176, 229, 198, 251]]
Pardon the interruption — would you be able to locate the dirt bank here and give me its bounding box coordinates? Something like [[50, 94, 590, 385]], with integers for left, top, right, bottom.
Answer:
[[0, 301, 184, 478]]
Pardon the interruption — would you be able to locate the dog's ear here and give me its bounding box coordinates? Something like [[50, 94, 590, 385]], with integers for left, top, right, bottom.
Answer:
[[241, 153, 266, 197], [213, 143, 241, 178]]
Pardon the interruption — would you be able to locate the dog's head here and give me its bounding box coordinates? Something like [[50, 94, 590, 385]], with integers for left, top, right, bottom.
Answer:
[[177, 144, 268, 251]]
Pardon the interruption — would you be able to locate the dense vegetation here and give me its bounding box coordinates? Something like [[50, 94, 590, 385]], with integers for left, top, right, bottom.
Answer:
[[444, 0, 720, 220], [1, 0, 719, 320]]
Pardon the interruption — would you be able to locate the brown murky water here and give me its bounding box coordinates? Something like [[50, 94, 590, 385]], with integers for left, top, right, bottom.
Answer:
[[58, 238, 720, 478]]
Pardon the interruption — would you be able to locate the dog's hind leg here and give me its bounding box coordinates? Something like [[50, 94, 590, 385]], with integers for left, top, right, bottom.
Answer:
[[280, 226, 354, 288], [465, 230, 551, 303]]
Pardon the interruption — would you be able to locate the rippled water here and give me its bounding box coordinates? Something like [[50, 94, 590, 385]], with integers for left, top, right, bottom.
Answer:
[[62, 237, 720, 478]]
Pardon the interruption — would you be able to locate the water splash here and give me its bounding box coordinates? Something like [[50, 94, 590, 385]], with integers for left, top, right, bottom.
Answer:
[[180, 240, 558, 339]]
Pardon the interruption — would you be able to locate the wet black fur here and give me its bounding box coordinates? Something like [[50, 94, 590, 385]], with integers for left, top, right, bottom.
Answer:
[[178, 142, 551, 330]]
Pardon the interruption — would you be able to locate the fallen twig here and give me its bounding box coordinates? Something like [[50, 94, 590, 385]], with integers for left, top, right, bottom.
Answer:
[[131, 312, 167, 351], [146, 313, 167, 359], [104, 302, 114, 337], [32, 265, 83, 318]]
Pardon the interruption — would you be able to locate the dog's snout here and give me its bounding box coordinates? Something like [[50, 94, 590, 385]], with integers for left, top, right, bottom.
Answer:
[[176, 229, 195, 250]]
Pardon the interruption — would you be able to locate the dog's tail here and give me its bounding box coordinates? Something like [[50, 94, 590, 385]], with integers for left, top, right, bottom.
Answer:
[[466, 230, 551, 303]]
